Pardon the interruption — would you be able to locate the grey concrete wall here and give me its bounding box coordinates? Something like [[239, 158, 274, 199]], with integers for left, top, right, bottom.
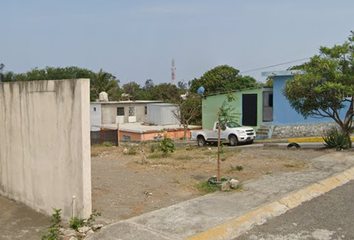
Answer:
[[0, 79, 91, 219]]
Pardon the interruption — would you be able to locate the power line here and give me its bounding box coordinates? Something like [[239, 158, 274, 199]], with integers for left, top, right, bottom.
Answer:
[[240, 57, 310, 74]]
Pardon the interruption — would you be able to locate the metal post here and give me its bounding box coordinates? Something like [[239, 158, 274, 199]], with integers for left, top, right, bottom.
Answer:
[[217, 107, 221, 182], [117, 123, 120, 147]]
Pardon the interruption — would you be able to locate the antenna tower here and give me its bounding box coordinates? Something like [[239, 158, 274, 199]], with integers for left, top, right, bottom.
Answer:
[[171, 58, 176, 85]]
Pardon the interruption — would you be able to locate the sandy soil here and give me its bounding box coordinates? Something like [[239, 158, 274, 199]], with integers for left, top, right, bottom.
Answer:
[[91, 143, 332, 224]]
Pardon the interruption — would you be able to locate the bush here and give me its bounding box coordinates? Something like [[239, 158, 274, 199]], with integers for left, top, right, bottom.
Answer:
[[103, 141, 114, 147], [195, 181, 219, 194], [128, 147, 137, 155], [158, 135, 175, 157], [323, 128, 351, 150]]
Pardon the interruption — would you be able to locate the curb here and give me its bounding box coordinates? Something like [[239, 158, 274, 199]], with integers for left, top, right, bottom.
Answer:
[[184, 166, 354, 240]]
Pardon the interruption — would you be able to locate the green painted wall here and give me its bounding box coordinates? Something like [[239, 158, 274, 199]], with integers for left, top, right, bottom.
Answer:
[[202, 88, 263, 129]]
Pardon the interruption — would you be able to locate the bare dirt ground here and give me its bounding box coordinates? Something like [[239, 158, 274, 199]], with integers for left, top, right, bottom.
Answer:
[[91, 142, 333, 224]]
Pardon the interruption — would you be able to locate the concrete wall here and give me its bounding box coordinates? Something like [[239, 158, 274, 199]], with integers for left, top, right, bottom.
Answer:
[[0, 79, 91, 219], [90, 103, 102, 131], [147, 103, 179, 125]]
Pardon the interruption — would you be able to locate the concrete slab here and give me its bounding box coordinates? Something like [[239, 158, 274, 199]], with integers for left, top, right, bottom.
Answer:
[[86, 151, 354, 240], [0, 195, 50, 240]]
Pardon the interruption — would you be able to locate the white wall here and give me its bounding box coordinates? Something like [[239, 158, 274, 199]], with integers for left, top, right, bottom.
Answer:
[[147, 104, 179, 125], [0, 79, 91, 219], [90, 103, 102, 131]]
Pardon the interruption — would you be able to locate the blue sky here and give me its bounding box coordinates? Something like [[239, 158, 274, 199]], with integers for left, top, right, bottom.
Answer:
[[2, 0, 354, 86]]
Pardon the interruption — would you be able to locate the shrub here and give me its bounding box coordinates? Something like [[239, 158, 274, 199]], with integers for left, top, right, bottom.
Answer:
[[69, 217, 84, 231], [42, 208, 62, 240], [158, 135, 175, 157], [323, 128, 351, 150], [103, 141, 114, 147], [195, 181, 219, 194], [128, 147, 137, 155]]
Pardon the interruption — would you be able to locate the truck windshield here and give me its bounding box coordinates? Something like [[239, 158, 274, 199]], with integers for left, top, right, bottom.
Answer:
[[226, 122, 242, 128]]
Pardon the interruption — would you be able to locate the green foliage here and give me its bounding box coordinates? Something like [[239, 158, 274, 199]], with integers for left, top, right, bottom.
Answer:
[[86, 209, 102, 226], [219, 94, 239, 129], [147, 153, 164, 159], [90, 68, 120, 101], [228, 165, 244, 173], [149, 143, 158, 153], [69, 217, 84, 231], [43, 208, 102, 239], [102, 141, 114, 147], [127, 147, 138, 155], [195, 181, 219, 194], [284, 31, 354, 136], [158, 135, 175, 157], [323, 128, 351, 149], [190, 65, 257, 95], [42, 208, 62, 240], [173, 93, 202, 139]]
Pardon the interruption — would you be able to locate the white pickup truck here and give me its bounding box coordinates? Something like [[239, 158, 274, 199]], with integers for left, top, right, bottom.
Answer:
[[191, 122, 256, 147]]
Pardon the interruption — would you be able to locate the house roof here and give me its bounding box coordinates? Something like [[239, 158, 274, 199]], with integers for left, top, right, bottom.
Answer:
[[261, 70, 304, 77], [90, 100, 163, 105]]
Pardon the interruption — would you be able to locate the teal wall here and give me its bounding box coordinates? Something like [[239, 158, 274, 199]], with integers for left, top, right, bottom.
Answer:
[[202, 88, 263, 129]]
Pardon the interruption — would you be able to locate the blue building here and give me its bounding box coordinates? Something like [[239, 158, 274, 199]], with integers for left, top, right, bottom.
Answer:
[[262, 70, 348, 126]]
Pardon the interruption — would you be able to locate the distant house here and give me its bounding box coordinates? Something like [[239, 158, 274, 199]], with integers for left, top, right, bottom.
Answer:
[[262, 70, 349, 126], [90, 100, 163, 131], [202, 70, 352, 138]]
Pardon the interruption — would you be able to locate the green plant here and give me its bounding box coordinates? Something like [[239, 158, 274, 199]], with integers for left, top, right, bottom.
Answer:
[[323, 128, 351, 150], [284, 164, 295, 168], [150, 143, 158, 153], [128, 147, 137, 155], [69, 217, 84, 231], [228, 165, 244, 173], [195, 181, 219, 194], [42, 208, 62, 240], [87, 209, 102, 225], [146, 153, 163, 159], [158, 135, 175, 157], [103, 141, 113, 147]]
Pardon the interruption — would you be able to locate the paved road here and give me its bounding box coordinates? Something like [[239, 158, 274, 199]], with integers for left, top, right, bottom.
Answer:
[[235, 180, 354, 240]]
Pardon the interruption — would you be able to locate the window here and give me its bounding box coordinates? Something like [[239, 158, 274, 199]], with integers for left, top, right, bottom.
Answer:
[[263, 93, 273, 107], [93, 107, 96, 112], [117, 107, 124, 116], [145, 106, 147, 115], [129, 107, 135, 116]]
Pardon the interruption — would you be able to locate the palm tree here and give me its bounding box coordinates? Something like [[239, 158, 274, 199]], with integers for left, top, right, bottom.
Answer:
[[90, 69, 120, 101]]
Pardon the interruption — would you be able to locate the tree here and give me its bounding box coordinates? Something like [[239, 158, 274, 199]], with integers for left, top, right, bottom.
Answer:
[[149, 83, 181, 102], [143, 79, 154, 90], [122, 82, 142, 100], [189, 65, 257, 95], [284, 31, 354, 138], [172, 93, 201, 139], [90, 69, 120, 101]]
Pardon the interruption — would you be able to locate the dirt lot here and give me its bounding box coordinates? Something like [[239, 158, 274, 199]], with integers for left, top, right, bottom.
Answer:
[[91, 142, 333, 224]]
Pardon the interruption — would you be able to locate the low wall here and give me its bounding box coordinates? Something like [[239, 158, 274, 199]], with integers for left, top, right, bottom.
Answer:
[[0, 79, 91, 219], [271, 122, 338, 139]]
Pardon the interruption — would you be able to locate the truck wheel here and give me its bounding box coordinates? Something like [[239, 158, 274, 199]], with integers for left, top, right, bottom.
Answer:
[[197, 136, 206, 147], [229, 135, 238, 146]]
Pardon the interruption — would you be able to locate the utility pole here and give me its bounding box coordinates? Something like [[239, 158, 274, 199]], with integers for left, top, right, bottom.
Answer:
[[171, 58, 176, 85]]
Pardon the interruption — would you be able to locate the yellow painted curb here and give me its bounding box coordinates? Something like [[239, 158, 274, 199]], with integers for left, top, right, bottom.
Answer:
[[184, 166, 354, 240]]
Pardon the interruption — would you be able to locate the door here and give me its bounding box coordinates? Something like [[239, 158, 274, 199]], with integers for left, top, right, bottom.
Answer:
[[242, 94, 257, 126]]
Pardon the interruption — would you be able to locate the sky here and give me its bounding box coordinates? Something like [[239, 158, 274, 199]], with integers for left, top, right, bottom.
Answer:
[[2, 0, 354, 87]]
